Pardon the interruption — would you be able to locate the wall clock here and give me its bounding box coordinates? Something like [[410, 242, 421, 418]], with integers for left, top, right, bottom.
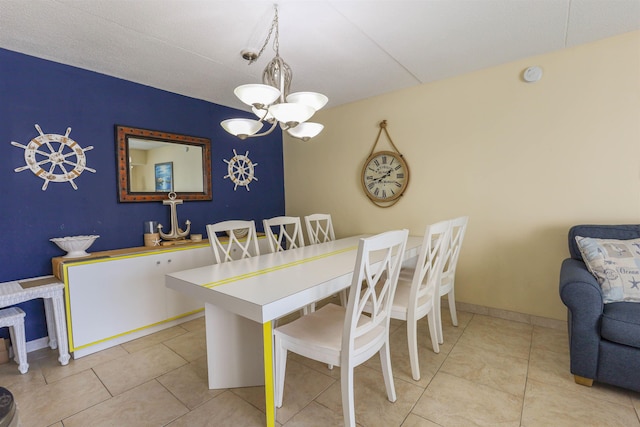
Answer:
[[11, 124, 95, 190], [223, 149, 258, 191], [361, 120, 410, 207]]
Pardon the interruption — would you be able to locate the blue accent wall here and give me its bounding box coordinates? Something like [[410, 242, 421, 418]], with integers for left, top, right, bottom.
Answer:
[[0, 48, 285, 341]]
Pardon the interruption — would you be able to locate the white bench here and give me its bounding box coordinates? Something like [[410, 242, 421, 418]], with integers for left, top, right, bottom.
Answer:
[[0, 307, 28, 374]]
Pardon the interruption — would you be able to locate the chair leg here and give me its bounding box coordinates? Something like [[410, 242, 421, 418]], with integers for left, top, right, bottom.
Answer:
[[339, 289, 348, 306], [274, 335, 288, 408], [379, 341, 397, 402], [341, 363, 356, 427], [407, 319, 421, 381], [427, 310, 440, 354], [574, 375, 593, 387], [448, 288, 458, 327], [435, 297, 444, 344]]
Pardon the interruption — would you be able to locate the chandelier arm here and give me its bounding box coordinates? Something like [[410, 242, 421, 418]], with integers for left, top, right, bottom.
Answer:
[[245, 120, 279, 138]]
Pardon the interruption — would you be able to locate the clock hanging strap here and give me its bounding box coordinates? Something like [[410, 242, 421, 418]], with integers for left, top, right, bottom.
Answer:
[[368, 120, 403, 157]]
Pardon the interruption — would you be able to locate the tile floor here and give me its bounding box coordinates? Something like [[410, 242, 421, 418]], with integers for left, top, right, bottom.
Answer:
[[2, 301, 639, 427]]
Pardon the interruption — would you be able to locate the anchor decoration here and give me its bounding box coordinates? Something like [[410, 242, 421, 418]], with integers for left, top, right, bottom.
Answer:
[[157, 192, 191, 240]]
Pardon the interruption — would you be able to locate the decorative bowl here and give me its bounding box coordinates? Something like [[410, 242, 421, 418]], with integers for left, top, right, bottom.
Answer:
[[50, 235, 100, 258], [226, 228, 249, 239]]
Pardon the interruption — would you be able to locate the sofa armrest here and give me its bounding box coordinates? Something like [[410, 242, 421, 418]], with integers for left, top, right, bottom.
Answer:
[[559, 258, 605, 379]]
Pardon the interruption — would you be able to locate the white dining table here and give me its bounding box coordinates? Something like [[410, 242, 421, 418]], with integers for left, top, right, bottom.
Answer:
[[165, 234, 422, 427]]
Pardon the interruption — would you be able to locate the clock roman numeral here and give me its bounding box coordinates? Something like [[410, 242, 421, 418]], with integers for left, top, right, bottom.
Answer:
[[396, 173, 404, 179]]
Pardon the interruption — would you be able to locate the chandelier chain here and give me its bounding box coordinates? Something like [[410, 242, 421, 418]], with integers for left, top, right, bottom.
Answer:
[[250, 5, 280, 65]]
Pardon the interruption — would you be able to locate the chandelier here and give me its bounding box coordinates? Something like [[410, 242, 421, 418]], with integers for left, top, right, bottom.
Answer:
[[221, 5, 327, 142]]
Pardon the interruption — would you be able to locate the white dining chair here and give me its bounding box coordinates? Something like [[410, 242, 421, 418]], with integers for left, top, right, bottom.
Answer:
[[437, 216, 468, 336], [384, 220, 450, 381], [304, 213, 348, 307], [205, 220, 260, 263], [274, 229, 409, 427], [262, 216, 305, 253], [304, 213, 335, 244], [263, 215, 313, 315]]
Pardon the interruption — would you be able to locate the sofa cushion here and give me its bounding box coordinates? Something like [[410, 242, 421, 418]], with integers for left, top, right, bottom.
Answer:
[[576, 236, 640, 303], [601, 302, 640, 349], [568, 225, 640, 261]]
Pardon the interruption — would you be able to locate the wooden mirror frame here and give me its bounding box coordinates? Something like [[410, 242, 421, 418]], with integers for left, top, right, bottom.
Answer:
[[116, 125, 212, 202]]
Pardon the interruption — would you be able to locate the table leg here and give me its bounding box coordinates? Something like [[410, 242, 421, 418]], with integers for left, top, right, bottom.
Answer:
[[43, 298, 58, 349], [50, 294, 70, 365], [263, 321, 275, 427], [204, 303, 264, 389]]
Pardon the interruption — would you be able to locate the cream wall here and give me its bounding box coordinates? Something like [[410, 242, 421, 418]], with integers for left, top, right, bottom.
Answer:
[[283, 31, 640, 321]]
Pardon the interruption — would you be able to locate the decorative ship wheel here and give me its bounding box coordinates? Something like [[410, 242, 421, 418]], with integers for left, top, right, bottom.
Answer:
[[223, 149, 258, 191], [11, 124, 95, 190]]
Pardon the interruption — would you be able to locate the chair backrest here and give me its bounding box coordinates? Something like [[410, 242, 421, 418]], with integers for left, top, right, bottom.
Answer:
[[342, 229, 409, 360], [304, 213, 335, 244], [262, 216, 305, 253], [408, 220, 451, 312], [442, 216, 468, 280], [205, 220, 260, 263]]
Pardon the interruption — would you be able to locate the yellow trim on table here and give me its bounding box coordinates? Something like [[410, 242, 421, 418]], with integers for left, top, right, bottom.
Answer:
[[263, 321, 275, 427], [203, 245, 358, 289]]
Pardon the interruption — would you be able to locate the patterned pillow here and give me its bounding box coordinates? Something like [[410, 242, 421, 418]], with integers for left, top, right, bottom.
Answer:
[[575, 236, 640, 303]]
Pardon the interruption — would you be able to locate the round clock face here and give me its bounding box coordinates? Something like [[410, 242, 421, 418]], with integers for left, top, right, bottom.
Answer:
[[361, 150, 409, 203]]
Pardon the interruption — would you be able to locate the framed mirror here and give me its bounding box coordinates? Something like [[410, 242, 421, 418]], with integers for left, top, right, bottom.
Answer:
[[116, 125, 212, 202]]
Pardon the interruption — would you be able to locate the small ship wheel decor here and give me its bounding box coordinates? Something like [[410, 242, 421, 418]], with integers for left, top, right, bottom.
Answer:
[[223, 149, 258, 191], [11, 124, 96, 190]]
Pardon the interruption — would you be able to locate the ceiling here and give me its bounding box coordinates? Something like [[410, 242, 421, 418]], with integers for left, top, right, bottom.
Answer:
[[1, 0, 639, 112]]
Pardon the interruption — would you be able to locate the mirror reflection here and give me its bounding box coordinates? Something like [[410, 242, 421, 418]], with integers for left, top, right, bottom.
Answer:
[[128, 138, 204, 193], [116, 125, 212, 202]]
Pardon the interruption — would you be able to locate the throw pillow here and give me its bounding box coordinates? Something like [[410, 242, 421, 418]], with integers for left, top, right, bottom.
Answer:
[[575, 236, 640, 303]]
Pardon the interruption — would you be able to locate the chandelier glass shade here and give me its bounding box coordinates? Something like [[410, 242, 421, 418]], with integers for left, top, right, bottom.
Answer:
[[220, 5, 327, 142]]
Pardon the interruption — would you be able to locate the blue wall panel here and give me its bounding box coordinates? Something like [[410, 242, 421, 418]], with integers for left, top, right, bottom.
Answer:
[[0, 48, 285, 341]]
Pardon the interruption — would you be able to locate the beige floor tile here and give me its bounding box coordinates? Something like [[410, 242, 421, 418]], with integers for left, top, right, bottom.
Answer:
[[439, 339, 528, 397], [157, 355, 225, 409], [315, 364, 424, 427], [162, 328, 207, 362], [522, 378, 640, 427], [0, 358, 46, 391], [289, 352, 341, 380], [281, 401, 344, 426], [179, 315, 205, 331], [412, 372, 522, 426], [531, 324, 569, 355], [167, 390, 272, 427], [457, 314, 532, 360], [364, 322, 449, 388], [93, 343, 187, 395], [120, 325, 189, 353], [38, 345, 129, 383], [401, 413, 441, 427], [63, 380, 188, 427], [528, 346, 634, 406], [274, 358, 336, 424], [230, 385, 268, 413], [12, 369, 110, 426]]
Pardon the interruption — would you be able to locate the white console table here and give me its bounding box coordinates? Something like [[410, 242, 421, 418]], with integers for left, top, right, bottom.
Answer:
[[53, 237, 269, 358], [0, 276, 70, 365]]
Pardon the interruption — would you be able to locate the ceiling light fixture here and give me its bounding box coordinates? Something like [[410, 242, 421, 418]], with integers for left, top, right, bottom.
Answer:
[[221, 5, 327, 142]]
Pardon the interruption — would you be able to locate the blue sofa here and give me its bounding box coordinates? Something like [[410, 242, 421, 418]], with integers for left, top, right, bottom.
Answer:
[[559, 224, 640, 392]]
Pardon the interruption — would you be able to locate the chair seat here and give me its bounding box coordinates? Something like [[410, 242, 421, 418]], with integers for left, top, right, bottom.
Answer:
[[390, 280, 436, 321], [601, 302, 640, 349], [274, 303, 386, 366]]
